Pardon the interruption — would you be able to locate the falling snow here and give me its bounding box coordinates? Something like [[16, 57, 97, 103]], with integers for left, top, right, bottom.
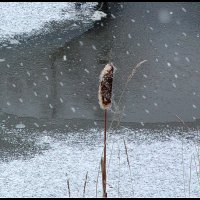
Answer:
[[71, 107, 76, 113]]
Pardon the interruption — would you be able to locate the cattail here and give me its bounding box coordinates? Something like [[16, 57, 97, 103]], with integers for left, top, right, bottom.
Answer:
[[98, 63, 114, 110], [98, 63, 115, 198]]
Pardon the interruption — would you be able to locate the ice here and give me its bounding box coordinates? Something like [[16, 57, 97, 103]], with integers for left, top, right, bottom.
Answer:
[[0, 2, 98, 43], [158, 9, 172, 23]]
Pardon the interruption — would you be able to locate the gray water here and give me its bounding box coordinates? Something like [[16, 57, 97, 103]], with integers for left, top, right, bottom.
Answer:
[[1, 2, 200, 197]]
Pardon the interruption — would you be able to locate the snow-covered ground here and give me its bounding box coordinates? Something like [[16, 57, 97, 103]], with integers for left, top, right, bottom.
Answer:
[[0, 2, 105, 43], [0, 127, 200, 197]]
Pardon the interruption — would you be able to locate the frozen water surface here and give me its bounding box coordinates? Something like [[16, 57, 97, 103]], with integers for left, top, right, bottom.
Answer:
[[1, 2, 200, 198]]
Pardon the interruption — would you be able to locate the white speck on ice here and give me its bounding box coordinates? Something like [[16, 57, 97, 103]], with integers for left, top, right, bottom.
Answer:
[[142, 95, 146, 99], [45, 94, 48, 98], [0, 58, 5, 62], [154, 102, 158, 106], [128, 33, 132, 39], [79, 41, 83, 46], [143, 74, 147, 78], [181, 7, 187, 12], [33, 82, 37, 86], [174, 74, 178, 78], [131, 19, 135, 23], [92, 45, 97, 50], [182, 32, 187, 37], [165, 43, 168, 48], [59, 82, 64, 87], [49, 104, 53, 109], [111, 14, 116, 19], [167, 62, 171, 67], [145, 109, 150, 114], [84, 69, 89, 74], [63, 55, 67, 61], [126, 51, 130, 55], [12, 84, 16, 88], [15, 123, 25, 129], [7, 64, 10, 68], [185, 57, 190, 63], [71, 107, 76, 113], [27, 71, 31, 77], [172, 83, 176, 88], [60, 98, 63, 103], [192, 104, 197, 109], [6, 101, 11, 106], [34, 91, 37, 96], [149, 26, 154, 31], [19, 98, 23, 103], [91, 10, 107, 21], [45, 76, 49, 80], [34, 122, 39, 127]]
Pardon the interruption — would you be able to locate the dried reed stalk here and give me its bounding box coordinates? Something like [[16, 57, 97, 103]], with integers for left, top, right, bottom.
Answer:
[[98, 63, 114, 198], [83, 171, 88, 198]]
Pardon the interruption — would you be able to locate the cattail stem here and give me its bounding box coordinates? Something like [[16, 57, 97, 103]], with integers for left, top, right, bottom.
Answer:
[[101, 109, 107, 198], [103, 109, 107, 198]]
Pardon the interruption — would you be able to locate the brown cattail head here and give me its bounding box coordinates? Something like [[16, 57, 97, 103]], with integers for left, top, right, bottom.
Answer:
[[98, 63, 114, 110]]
